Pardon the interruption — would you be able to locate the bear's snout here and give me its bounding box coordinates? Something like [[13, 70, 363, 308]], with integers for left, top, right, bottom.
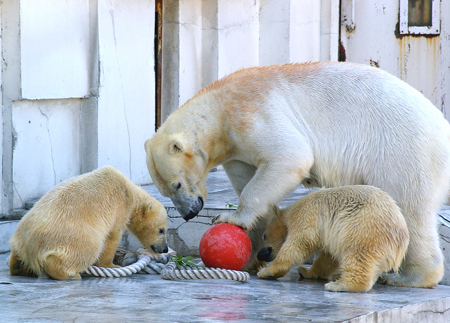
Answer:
[[183, 196, 204, 221], [257, 247, 273, 262], [151, 243, 169, 254]]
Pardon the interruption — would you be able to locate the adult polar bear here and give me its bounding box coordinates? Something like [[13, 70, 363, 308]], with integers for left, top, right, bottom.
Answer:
[[145, 62, 450, 288]]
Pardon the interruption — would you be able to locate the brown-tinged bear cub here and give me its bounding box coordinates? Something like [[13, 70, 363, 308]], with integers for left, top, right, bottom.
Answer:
[[257, 185, 409, 292], [8, 166, 168, 280]]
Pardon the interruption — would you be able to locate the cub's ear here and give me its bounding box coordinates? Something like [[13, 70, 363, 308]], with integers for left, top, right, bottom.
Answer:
[[268, 205, 280, 222], [168, 137, 186, 154], [142, 202, 154, 216]]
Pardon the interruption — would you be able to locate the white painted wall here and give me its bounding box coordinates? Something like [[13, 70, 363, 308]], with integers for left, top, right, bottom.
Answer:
[[0, 10, 3, 211], [178, 0, 203, 107], [259, 0, 290, 65], [1, 0, 156, 212], [20, 0, 90, 99], [12, 99, 82, 208], [290, 1, 321, 62], [97, 0, 156, 184], [163, 0, 339, 118], [217, 0, 260, 78], [201, 0, 219, 89]]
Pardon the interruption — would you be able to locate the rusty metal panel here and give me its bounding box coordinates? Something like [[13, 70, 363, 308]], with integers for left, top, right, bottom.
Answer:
[[340, 0, 448, 118]]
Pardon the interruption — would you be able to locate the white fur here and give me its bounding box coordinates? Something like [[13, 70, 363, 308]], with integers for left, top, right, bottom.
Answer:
[[146, 62, 450, 287]]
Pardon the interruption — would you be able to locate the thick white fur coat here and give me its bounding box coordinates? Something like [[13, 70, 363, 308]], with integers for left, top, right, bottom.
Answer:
[[146, 62, 450, 287]]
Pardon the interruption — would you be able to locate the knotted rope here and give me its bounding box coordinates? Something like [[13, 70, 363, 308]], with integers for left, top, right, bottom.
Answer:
[[82, 249, 173, 277], [161, 261, 250, 282], [83, 254, 152, 277], [81, 248, 250, 282], [82, 254, 171, 277]]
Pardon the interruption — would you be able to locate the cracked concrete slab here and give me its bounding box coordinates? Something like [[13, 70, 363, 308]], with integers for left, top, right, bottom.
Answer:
[[1, 252, 449, 322]]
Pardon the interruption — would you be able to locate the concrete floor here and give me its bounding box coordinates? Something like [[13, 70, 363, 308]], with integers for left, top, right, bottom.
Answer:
[[1, 170, 450, 322], [1, 252, 450, 323]]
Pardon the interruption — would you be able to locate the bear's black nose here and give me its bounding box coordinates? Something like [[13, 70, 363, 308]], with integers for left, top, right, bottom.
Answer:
[[183, 196, 204, 222], [257, 247, 273, 262], [184, 211, 196, 221]]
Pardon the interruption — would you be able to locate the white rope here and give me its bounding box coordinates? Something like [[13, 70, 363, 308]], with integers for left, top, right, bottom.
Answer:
[[82, 251, 172, 278], [82, 254, 152, 277], [7, 247, 250, 282], [161, 261, 250, 283]]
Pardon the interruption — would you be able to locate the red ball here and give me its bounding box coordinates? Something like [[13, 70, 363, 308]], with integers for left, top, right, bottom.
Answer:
[[199, 223, 252, 271]]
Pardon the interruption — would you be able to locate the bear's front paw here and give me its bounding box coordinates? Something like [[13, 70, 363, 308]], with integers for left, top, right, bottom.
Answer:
[[211, 213, 252, 231]]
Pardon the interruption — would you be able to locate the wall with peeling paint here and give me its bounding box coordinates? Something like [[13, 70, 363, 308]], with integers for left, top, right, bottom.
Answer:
[[1, 0, 156, 215], [340, 0, 450, 118]]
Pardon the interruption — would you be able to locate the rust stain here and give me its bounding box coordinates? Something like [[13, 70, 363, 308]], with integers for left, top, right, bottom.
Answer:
[[369, 60, 380, 68], [398, 35, 440, 106]]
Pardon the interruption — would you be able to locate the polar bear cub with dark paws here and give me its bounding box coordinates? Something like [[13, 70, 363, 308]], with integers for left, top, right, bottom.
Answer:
[[257, 185, 409, 292], [9, 166, 168, 280]]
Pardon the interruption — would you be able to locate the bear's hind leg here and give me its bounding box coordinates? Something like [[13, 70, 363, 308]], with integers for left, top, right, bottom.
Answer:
[[44, 254, 81, 280], [378, 255, 444, 289], [374, 164, 448, 288], [325, 256, 376, 292], [385, 205, 444, 288], [298, 252, 339, 280]]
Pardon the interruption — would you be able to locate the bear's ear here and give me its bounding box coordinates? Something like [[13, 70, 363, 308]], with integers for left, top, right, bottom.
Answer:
[[168, 137, 186, 154], [145, 202, 153, 212], [142, 202, 153, 217]]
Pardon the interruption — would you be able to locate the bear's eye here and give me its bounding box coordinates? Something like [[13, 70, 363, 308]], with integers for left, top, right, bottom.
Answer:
[[158, 228, 165, 235], [14, 264, 21, 270], [173, 182, 181, 190]]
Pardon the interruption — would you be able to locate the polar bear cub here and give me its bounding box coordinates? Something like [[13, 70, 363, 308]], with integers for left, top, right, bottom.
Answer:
[[257, 185, 409, 292], [8, 166, 168, 280]]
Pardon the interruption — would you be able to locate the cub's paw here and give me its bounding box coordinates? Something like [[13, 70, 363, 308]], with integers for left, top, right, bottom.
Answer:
[[324, 281, 349, 292], [378, 273, 414, 287], [257, 268, 279, 280], [298, 266, 314, 279], [298, 266, 334, 281], [257, 266, 287, 280]]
